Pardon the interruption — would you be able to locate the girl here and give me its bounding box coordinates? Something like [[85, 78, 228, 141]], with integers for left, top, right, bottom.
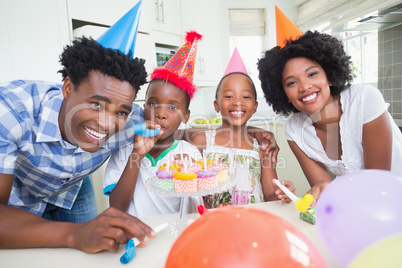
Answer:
[[191, 72, 295, 208], [258, 30, 402, 206]]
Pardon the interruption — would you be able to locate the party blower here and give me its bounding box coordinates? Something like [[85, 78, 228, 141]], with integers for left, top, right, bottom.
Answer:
[[120, 222, 169, 264], [273, 179, 315, 224], [132, 123, 160, 137]]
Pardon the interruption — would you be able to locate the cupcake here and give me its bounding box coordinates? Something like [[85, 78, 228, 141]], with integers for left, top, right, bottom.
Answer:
[[209, 163, 228, 183], [158, 160, 182, 172], [196, 170, 218, 190], [181, 163, 203, 173], [173, 172, 197, 192], [156, 169, 175, 191], [197, 159, 214, 169]]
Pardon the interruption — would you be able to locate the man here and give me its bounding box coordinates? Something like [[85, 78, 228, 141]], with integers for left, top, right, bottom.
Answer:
[[0, 35, 161, 252]]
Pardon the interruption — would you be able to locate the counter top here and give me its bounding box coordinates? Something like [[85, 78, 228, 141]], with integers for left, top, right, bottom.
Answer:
[[0, 201, 342, 268]]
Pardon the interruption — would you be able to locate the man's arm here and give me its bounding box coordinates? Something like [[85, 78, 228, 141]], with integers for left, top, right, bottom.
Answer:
[[0, 204, 155, 252], [0, 173, 155, 253]]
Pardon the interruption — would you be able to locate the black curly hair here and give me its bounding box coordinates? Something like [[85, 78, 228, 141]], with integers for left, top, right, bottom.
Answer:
[[257, 30, 354, 116], [215, 72, 257, 101], [58, 37, 147, 98]]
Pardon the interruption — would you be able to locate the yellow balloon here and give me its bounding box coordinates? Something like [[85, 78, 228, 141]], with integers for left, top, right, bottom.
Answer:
[[348, 234, 402, 268]]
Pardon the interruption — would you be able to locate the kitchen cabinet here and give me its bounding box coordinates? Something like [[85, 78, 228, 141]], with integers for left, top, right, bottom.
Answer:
[[67, 0, 151, 34], [149, 0, 183, 46], [0, 0, 152, 83], [0, 0, 70, 83], [180, 0, 223, 87]]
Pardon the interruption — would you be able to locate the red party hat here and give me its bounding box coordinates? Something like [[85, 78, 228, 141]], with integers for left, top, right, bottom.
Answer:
[[275, 6, 303, 48], [151, 31, 202, 99], [223, 47, 247, 76]]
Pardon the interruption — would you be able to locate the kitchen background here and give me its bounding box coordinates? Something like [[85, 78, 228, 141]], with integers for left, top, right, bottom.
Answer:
[[1, 0, 401, 211]]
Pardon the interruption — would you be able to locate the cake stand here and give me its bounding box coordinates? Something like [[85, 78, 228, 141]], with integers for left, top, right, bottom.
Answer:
[[144, 175, 234, 236]]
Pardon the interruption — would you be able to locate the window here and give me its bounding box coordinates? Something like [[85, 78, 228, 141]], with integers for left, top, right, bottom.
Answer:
[[343, 32, 378, 86], [228, 9, 265, 98]]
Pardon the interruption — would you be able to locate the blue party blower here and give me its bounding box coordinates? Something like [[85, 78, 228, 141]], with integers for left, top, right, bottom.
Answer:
[[120, 222, 169, 264], [132, 123, 160, 137]]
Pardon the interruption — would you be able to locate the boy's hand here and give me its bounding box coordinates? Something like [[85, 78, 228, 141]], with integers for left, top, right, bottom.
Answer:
[[132, 121, 163, 157], [273, 179, 295, 203], [70, 207, 156, 253]]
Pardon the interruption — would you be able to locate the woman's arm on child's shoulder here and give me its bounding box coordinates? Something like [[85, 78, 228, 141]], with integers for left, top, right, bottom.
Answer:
[[288, 140, 332, 207], [362, 111, 392, 170], [247, 126, 279, 162]]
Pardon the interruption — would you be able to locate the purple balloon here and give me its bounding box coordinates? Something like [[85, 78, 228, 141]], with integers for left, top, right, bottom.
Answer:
[[315, 170, 402, 267]]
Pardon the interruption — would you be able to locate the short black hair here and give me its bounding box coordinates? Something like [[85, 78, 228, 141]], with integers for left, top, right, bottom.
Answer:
[[146, 79, 191, 110], [215, 72, 257, 101], [58, 37, 147, 98], [257, 30, 354, 116]]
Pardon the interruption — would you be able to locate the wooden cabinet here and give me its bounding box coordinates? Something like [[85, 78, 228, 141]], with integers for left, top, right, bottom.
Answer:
[[149, 0, 182, 46], [180, 0, 223, 87]]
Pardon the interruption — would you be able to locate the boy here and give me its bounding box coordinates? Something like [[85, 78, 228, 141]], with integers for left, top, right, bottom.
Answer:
[[104, 32, 202, 216]]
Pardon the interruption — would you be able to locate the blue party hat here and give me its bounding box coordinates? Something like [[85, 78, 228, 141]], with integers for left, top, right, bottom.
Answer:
[[97, 0, 142, 58]]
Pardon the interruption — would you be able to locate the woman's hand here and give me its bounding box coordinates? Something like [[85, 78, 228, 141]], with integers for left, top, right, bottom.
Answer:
[[307, 181, 330, 207], [248, 127, 280, 163]]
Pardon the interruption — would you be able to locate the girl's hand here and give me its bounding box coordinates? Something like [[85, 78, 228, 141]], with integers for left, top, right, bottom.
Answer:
[[132, 121, 163, 157], [215, 202, 234, 208], [307, 181, 330, 207], [273, 179, 295, 203]]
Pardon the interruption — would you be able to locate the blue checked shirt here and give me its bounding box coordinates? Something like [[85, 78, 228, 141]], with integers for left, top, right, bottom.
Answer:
[[0, 80, 143, 215]]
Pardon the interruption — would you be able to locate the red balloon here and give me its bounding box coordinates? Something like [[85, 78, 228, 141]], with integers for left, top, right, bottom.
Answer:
[[165, 206, 327, 268]]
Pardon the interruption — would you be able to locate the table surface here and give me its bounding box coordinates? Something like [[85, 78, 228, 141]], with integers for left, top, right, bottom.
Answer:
[[0, 201, 342, 268]]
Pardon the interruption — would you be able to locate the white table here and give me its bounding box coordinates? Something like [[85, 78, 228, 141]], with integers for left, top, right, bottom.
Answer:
[[0, 201, 342, 268]]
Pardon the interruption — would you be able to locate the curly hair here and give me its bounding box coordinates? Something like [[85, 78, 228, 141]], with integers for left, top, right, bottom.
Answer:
[[215, 72, 257, 101], [257, 30, 354, 116], [58, 37, 148, 98]]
